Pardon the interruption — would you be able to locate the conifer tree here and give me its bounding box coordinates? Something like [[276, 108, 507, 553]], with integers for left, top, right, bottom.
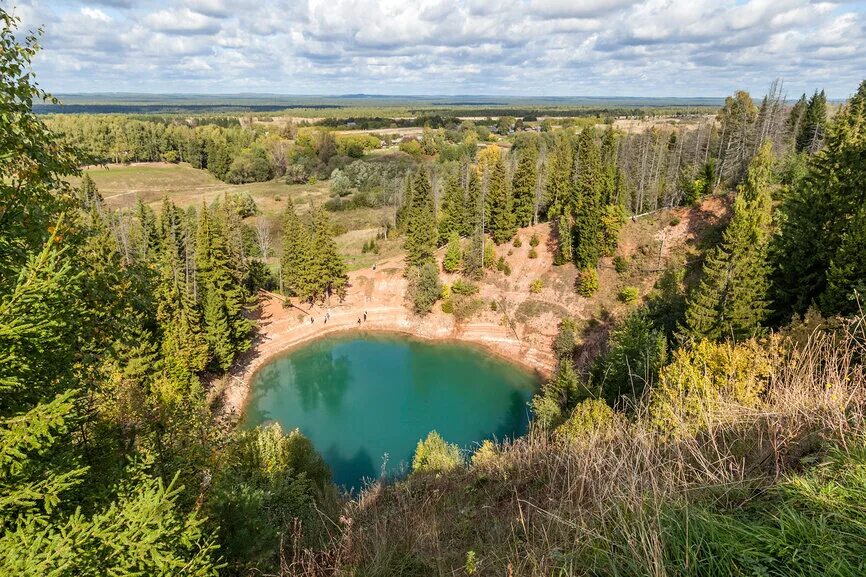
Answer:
[[464, 166, 482, 237], [553, 215, 573, 266], [404, 169, 438, 266], [511, 144, 538, 227], [572, 129, 605, 269], [486, 152, 516, 244], [684, 142, 775, 341], [438, 173, 465, 243], [442, 231, 462, 273], [309, 206, 348, 302], [822, 207, 866, 315], [396, 175, 413, 232], [771, 81, 866, 319], [546, 132, 574, 218], [279, 198, 312, 297], [797, 89, 828, 153]]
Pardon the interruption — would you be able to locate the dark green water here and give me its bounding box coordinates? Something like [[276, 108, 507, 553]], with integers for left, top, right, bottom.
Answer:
[[244, 333, 538, 491]]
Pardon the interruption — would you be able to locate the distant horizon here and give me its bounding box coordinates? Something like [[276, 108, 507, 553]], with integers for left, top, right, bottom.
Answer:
[[13, 0, 865, 99]]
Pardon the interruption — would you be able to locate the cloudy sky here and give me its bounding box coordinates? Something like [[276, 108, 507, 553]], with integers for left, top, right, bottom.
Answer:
[[7, 0, 866, 98]]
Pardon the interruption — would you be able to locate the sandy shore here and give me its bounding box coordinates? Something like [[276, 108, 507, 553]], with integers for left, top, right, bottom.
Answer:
[[215, 250, 558, 421]]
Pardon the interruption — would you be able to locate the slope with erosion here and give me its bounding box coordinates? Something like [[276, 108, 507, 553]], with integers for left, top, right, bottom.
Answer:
[[213, 195, 729, 420]]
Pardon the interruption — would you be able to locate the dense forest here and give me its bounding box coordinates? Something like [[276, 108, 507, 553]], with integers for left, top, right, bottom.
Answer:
[[5, 7, 866, 576]]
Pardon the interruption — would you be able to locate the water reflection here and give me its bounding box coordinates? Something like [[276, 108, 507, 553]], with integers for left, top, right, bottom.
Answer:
[[245, 334, 538, 492]]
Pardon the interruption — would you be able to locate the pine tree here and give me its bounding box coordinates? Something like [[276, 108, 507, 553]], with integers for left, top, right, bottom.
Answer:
[[486, 152, 515, 244], [572, 129, 605, 269], [511, 144, 538, 227], [404, 169, 438, 266], [822, 207, 866, 315], [685, 142, 775, 341]]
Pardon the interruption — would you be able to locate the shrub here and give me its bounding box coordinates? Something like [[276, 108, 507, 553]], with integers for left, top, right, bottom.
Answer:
[[613, 255, 629, 273], [470, 440, 500, 469], [513, 236, 523, 248], [530, 279, 543, 294], [484, 239, 496, 269], [618, 286, 639, 304], [441, 299, 454, 314], [440, 284, 451, 300], [529, 232, 540, 247], [577, 268, 599, 297], [596, 310, 667, 407], [226, 192, 258, 218], [411, 431, 462, 473], [553, 318, 577, 360], [407, 262, 442, 315], [555, 399, 617, 442], [669, 216, 681, 226], [451, 279, 479, 296], [452, 296, 485, 321], [530, 394, 562, 430], [528, 247, 538, 259], [650, 339, 772, 435], [490, 300, 498, 312], [600, 203, 626, 255]]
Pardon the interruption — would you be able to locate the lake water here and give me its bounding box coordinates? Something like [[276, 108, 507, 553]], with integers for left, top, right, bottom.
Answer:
[[244, 333, 538, 491]]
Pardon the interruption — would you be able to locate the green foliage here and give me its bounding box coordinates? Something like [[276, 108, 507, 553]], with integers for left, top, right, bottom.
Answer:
[[511, 144, 539, 227], [772, 82, 866, 319], [404, 170, 438, 266], [576, 268, 599, 297], [555, 399, 616, 442], [685, 142, 774, 341], [528, 247, 538, 259], [411, 431, 463, 473], [553, 318, 577, 360], [207, 423, 336, 572], [530, 279, 544, 294], [650, 338, 771, 435], [572, 129, 606, 268], [617, 286, 639, 304], [529, 232, 540, 247], [442, 231, 463, 273], [451, 279, 479, 296], [600, 203, 626, 256], [613, 255, 629, 273], [596, 310, 667, 407], [486, 151, 516, 244], [407, 262, 442, 315], [553, 215, 573, 265]]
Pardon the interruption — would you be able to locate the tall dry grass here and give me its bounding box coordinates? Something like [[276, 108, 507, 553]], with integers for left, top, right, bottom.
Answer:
[[288, 316, 866, 576]]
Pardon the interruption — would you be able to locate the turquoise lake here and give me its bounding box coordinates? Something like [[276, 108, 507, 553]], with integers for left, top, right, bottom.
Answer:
[[244, 333, 538, 491]]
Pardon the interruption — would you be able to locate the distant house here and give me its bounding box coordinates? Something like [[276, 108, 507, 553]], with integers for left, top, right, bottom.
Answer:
[[346, 121, 357, 128]]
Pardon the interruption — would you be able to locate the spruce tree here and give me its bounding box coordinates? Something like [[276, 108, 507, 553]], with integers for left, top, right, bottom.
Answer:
[[546, 132, 574, 218], [572, 129, 605, 269], [511, 144, 538, 227], [797, 89, 828, 153], [685, 142, 775, 341], [553, 215, 573, 266], [442, 231, 462, 273], [309, 206, 348, 302], [404, 169, 438, 266], [438, 173, 465, 243], [464, 166, 482, 237], [279, 198, 313, 298], [771, 81, 866, 320], [486, 152, 516, 244]]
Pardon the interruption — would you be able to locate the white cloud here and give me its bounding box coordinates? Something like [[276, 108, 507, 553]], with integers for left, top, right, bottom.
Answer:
[[10, 0, 866, 97]]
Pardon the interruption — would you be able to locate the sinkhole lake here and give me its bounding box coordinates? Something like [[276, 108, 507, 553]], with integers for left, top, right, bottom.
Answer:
[[244, 333, 538, 490]]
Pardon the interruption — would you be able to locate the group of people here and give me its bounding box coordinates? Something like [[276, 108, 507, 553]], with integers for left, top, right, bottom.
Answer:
[[309, 310, 368, 325]]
